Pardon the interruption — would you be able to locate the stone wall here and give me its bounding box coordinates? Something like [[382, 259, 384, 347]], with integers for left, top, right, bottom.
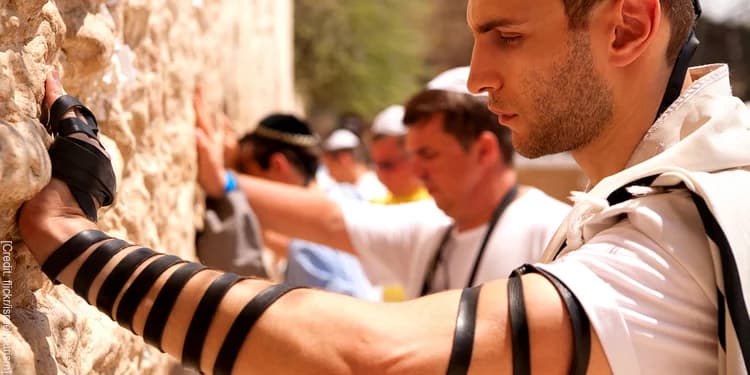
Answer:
[[0, 0, 295, 373]]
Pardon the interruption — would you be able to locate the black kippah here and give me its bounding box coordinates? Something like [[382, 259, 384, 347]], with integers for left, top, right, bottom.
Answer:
[[258, 114, 313, 136]]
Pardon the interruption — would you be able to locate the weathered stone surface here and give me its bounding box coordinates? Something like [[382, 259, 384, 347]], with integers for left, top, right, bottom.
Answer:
[[0, 0, 295, 373]]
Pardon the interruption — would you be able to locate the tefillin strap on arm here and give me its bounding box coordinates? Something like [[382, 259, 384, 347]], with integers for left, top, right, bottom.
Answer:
[[445, 285, 483, 375], [656, 0, 702, 120], [39, 229, 311, 374], [507, 265, 591, 375]]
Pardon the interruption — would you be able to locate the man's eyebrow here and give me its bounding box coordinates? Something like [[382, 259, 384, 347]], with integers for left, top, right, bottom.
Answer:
[[474, 18, 525, 33]]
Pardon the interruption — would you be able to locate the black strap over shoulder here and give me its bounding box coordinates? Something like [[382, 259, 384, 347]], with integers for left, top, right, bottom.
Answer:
[[507, 265, 591, 375], [41, 230, 111, 284], [446, 285, 483, 375], [655, 0, 701, 119], [213, 283, 304, 375], [182, 272, 246, 371]]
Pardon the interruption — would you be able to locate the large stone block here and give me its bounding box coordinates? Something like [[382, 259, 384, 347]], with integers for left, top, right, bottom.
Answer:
[[0, 0, 295, 373]]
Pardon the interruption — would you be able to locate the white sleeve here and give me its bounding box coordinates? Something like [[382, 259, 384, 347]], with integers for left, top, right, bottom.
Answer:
[[338, 199, 450, 286], [536, 193, 718, 375]]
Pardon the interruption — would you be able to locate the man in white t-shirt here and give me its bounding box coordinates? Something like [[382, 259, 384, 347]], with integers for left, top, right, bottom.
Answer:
[[341, 79, 570, 298], [22, 0, 749, 373], [211, 67, 569, 299], [319, 128, 388, 201]]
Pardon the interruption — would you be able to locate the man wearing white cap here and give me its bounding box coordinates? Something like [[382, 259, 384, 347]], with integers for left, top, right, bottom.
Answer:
[[369, 105, 431, 205], [320, 128, 388, 201]]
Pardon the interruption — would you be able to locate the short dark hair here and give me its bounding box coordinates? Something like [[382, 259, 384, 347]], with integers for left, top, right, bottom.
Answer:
[[563, 0, 696, 63], [403, 89, 514, 166], [238, 114, 319, 185]]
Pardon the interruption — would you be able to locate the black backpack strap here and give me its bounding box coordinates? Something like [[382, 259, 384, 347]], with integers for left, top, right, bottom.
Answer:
[[508, 265, 591, 375]]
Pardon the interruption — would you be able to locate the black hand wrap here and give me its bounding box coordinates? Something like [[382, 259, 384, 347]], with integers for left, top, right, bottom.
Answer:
[[46, 95, 116, 222]]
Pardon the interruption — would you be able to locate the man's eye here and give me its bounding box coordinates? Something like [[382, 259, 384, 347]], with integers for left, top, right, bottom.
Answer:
[[498, 33, 522, 46]]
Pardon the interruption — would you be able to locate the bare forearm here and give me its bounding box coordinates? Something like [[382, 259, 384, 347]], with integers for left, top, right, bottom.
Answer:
[[236, 174, 355, 253]]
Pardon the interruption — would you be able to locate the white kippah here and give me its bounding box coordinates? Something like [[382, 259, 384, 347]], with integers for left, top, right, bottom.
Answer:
[[426, 66, 487, 97], [371, 105, 407, 136], [323, 128, 360, 151]]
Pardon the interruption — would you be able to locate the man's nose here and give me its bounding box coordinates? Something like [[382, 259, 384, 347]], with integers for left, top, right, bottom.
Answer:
[[468, 42, 502, 94]]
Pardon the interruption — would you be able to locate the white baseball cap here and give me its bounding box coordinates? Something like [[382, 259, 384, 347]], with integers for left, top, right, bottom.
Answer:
[[426, 66, 487, 97], [323, 128, 360, 151], [371, 105, 407, 136]]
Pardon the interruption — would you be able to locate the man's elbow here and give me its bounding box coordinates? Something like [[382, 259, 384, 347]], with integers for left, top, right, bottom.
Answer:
[[319, 203, 355, 252]]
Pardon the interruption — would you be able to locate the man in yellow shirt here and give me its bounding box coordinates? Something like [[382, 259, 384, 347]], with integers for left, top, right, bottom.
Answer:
[[369, 105, 431, 205]]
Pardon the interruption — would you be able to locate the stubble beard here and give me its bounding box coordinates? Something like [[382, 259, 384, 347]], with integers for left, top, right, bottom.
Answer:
[[513, 32, 614, 158]]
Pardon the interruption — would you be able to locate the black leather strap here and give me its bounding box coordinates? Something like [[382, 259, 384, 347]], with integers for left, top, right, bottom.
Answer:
[[57, 117, 98, 140], [507, 270, 530, 375], [213, 284, 304, 375], [182, 273, 246, 371], [115, 255, 185, 332], [96, 247, 157, 318], [48, 95, 99, 136], [143, 262, 208, 351], [446, 285, 482, 375], [73, 239, 130, 301], [509, 265, 591, 375], [49, 136, 116, 209], [41, 230, 111, 284], [421, 185, 519, 296], [530, 266, 590, 375]]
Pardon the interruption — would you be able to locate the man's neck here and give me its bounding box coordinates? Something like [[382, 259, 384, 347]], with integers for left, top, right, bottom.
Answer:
[[453, 170, 517, 232], [573, 67, 675, 187]]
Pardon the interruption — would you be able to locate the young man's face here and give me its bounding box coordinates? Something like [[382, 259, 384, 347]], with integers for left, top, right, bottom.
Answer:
[[406, 114, 484, 217], [370, 136, 419, 197], [466, 0, 614, 158]]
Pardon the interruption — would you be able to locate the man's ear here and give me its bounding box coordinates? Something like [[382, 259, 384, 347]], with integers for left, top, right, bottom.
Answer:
[[475, 131, 501, 167], [269, 152, 292, 175], [607, 0, 661, 67]]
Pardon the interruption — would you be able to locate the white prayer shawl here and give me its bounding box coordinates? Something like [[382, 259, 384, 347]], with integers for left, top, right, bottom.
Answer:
[[539, 64, 750, 374]]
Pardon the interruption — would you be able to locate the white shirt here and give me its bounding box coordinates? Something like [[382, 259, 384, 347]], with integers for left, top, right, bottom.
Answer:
[[537, 64, 750, 374], [341, 187, 570, 299], [355, 171, 388, 202]]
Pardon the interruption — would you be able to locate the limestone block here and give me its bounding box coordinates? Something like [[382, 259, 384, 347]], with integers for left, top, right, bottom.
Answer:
[[1, 0, 296, 373]]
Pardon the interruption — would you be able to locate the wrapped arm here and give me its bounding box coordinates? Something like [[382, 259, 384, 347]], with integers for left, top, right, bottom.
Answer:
[[20, 193, 611, 374]]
